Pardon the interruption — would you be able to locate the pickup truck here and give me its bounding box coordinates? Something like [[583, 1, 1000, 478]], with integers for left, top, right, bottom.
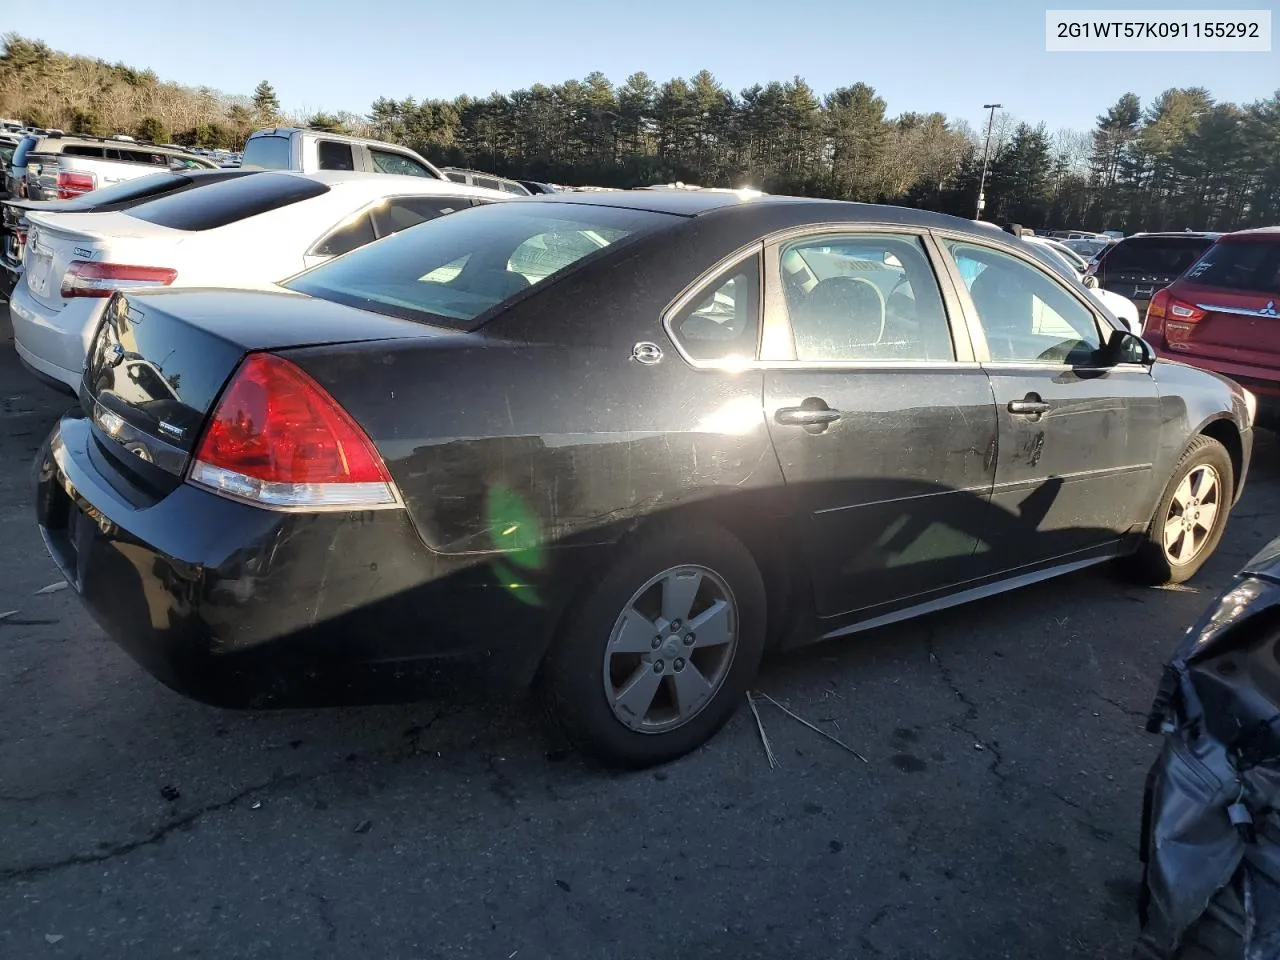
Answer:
[[241, 128, 444, 180]]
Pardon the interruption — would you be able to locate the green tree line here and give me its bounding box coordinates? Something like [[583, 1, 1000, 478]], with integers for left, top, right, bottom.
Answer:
[[3, 33, 1278, 231]]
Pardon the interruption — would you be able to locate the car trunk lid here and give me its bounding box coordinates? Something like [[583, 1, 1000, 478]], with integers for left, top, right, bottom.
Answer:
[[81, 288, 446, 491], [23, 210, 184, 310]]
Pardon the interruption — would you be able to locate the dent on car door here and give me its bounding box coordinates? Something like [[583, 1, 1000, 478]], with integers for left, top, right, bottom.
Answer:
[[939, 236, 1160, 572], [760, 229, 999, 621]]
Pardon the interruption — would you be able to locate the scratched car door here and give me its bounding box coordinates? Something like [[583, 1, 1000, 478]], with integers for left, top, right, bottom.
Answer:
[[939, 236, 1161, 572]]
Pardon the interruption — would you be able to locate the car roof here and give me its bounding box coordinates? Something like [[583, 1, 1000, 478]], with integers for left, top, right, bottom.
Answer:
[[1223, 226, 1280, 239], [540, 189, 1004, 234], [279, 169, 514, 201]]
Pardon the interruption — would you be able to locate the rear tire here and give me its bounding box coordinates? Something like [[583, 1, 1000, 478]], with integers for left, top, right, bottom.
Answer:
[[1122, 435, 1233, 586], [540, 520, 766, 768]]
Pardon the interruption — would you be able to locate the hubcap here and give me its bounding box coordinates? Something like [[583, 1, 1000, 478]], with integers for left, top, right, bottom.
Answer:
[[1163, 464, 1222, 566], [602, 564, 739, 734]]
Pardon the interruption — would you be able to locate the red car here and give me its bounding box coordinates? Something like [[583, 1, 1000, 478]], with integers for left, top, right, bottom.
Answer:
[[1143, 228, 1280, 421]]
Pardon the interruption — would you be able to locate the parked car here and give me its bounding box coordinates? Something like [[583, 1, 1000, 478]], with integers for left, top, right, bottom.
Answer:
[[0, 133, 20, 197], [242, 128, 443, 180], [1136, 532, 1280, 957], [1023, 235, 1143, 333], [518, 180, 561, 195], [1063, 236, 1115, 260], [21, 134, 219, 201], [1142, 228, 1280, 425], [1090, 232, 1220, 321], [440, 166, 533, 195], [32, 191, 1255, 767], [4, 133, 39, 198], [10, 170, 510, 393], [2, 168, 261, 298]]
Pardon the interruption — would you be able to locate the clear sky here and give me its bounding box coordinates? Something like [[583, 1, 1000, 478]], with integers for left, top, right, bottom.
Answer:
[[8, 0, 1276, 133]]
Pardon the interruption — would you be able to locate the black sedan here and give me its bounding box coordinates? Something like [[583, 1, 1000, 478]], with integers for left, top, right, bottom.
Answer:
[[34, 191, 1256, 767]]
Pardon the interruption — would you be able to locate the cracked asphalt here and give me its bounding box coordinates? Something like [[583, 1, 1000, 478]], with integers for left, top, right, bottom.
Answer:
[[3, 303, 1279, 960]]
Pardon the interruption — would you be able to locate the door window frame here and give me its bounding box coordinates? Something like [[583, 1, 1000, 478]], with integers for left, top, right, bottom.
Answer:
[[660, 242, 765, 370], [760, 223, 978, 368], [930, 227, 1140, 373]]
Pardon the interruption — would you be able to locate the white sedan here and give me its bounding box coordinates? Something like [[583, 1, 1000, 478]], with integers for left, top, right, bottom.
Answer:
[[1023, 235, 1142, 334], [10, 170, 512, 393]]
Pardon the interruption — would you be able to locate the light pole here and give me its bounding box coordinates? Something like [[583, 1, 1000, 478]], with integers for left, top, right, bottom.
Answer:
[[975, 103, 1001, 221]]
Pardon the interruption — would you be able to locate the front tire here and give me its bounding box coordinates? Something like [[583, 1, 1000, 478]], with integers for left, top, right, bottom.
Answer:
[[1123, 435, 1233, 585], [540, 520, 767, 768]]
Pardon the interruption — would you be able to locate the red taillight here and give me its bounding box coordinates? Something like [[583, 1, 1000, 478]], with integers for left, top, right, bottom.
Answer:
[[187, 352, 399, 510], [1147, 288, 1206, 349], [55, 171, 96, 199], [60, 260, 177, 298]]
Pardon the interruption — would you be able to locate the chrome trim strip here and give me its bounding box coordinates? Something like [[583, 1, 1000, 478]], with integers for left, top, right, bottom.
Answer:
[[1194, 302, 1279, 319], [819, 550, 1120, 640]]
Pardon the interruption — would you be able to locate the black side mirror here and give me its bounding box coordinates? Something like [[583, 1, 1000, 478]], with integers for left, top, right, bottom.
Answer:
[[1104, 327, 1153, 366]]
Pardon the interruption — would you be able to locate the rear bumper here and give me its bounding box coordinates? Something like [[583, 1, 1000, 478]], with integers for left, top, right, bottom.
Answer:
[[9, 281, 105, 393], [34, 414, 565, 707]]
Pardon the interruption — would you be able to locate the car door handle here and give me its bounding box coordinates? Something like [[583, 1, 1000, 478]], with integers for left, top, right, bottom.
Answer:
[[1008, 398, 1050, 416], [775, 406, 841, 426]]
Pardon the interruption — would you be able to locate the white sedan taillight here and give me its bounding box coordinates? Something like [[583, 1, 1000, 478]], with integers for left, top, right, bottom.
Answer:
[[61, 260, 178, 298]]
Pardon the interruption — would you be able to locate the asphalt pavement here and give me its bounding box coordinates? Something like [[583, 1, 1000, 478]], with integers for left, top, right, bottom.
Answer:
[[2, 302, 1278, 960]]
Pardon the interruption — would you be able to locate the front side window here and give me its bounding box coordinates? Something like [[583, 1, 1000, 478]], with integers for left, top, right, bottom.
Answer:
[[779, 233, 954, 362], [946, 240, 1103, 364], [370, 149, 430, 177], [284, 201, 676, 330], [668, 256, 761, 362], [317, 140, 355, 171]]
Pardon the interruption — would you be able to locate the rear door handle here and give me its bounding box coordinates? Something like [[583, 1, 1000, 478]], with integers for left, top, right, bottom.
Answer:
[[1008, 398, 1050, 416], [775, 406, 841, 426]]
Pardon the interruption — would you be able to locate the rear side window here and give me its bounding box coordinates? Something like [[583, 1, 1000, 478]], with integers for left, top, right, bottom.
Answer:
[[128, 173, 329, 231], [1102, 237, 1212, 276], [314, 212, 377, 257], [284, 201, 675, 330], [242, 135, 293, 170], [63, 145, 106, 158], [444, 171, 468, 183], [1183, 241, 1280, 296], [669, 256, 761, 362], [317, 140, 355, 171], [370, 149, 430, 177], [372, 196, 474, 235]]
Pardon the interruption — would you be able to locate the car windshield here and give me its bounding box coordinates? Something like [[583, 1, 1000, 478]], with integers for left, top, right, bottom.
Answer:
[[284, 201, 678, 330], [1181, 239, 1280, 295], [1102, 237, 1213, 275]]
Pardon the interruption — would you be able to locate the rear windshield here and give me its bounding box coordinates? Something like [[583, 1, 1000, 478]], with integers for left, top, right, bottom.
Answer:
[[127, 173, 328, 231], [284, 201, 677, 330], [1183, 239, 1280, 296], [242, 135, 293, 170], [1101, 236, 1213, 276]]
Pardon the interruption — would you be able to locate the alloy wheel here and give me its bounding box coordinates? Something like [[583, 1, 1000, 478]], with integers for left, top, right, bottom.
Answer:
[[602, 564, 739, 734], [1163, 464, 1221, 566]]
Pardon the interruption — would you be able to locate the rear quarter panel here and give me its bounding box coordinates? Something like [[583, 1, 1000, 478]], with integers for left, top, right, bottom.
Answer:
[[280, 213, 798, 582]]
